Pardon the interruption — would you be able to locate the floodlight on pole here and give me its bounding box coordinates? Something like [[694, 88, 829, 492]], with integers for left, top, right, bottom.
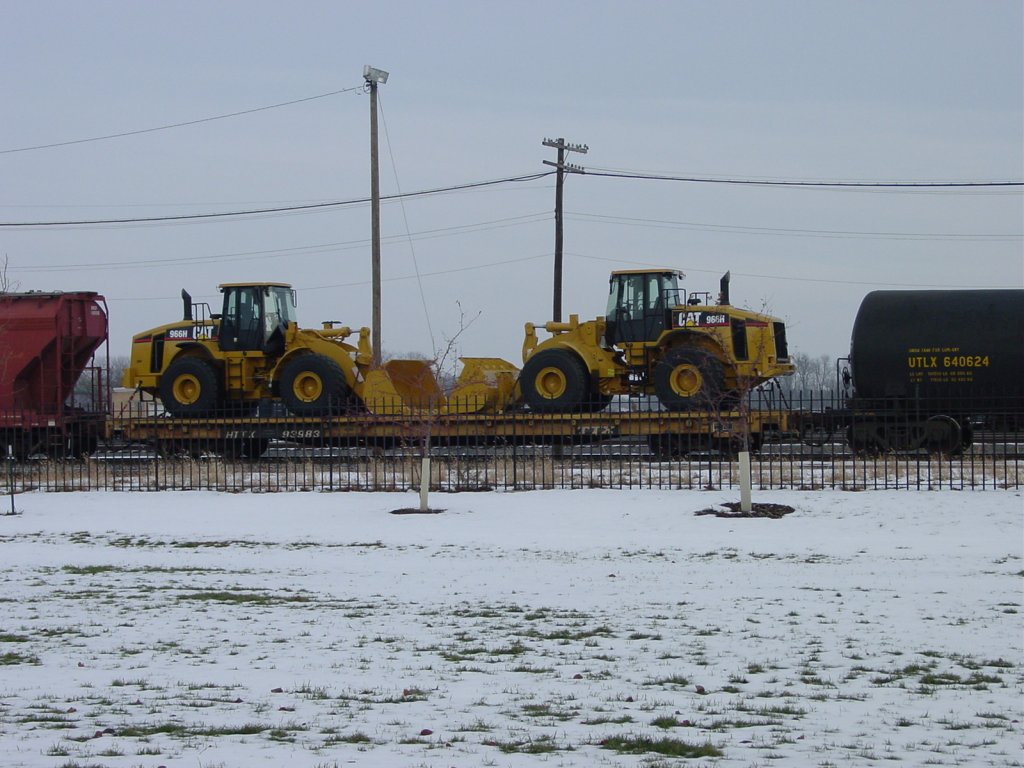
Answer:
[[364, 65, 388, 366], [363, 65, 389, 84]]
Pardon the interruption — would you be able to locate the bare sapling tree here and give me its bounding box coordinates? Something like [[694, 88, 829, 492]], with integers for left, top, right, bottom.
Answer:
[[0, 255, 20, 412], [704, 301, 790, 512], [0, 254, 19, 293], [388, 303, 481, 512]]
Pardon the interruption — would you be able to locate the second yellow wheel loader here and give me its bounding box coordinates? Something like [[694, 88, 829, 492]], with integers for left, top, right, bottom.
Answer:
[[519, 270, 794, 412]]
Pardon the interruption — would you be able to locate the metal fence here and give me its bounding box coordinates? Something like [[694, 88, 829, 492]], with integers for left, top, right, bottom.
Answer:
[[2, 392, 1021, 493]]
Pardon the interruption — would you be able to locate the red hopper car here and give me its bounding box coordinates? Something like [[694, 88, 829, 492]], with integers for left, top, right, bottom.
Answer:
[[0, 291, 109, 457]]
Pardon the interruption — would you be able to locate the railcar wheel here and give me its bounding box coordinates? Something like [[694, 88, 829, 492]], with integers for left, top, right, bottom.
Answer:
[[279, 354, 349, 416], [221, 438, 270, 460], [520, 349, 591, 413], [654, 348, 727, 411], [924, 415, 963, 455], [159, 357, 221, 417], [846, 423, 882, 456]]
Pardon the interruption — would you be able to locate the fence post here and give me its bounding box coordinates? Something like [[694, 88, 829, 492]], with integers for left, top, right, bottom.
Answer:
[[6, 445, 17, 515]]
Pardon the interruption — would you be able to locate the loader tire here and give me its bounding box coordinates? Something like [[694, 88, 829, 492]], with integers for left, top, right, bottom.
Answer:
[[521, 349, 590, 413], [654, 348, 726, 412], [280, 354, 349, 416], [159, 357, 221, 417]]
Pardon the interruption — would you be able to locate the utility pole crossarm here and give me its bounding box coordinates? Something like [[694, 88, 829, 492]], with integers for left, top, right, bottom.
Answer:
[[542, 159, 587, 174], [543, 138, 589, 154]]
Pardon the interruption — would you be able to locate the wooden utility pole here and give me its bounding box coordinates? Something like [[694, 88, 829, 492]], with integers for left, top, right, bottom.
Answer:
[[365, 65, 389, 366], [542, 137, 588, 322]]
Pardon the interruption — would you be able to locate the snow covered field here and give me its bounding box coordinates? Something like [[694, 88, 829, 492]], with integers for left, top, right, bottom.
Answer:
[[0, 489, 1021, 768]]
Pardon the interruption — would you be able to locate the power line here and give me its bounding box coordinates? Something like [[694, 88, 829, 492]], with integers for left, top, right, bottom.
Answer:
[[0, 172, 556, 228], [108, 247, 1016, 303], [567, 252, 1020, 290], [378, 91, 435, 353], [584, 167, 1023, 189], [107, 252, 553, 302], [0, 85, 366, 155], [4, 167, 1018, 230], [9, 212, 552, 272], [567, 211, 1023, 241]]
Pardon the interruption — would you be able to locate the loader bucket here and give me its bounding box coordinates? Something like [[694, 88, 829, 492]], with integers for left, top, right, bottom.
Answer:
[[446, 357, 520, 415], [361, 359, 443, 415]]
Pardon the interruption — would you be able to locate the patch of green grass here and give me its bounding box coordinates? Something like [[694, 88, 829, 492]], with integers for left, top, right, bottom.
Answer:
[[62, 565, 122, 575], [18, 713, 76, 726], [455, 719, 494, 732], [980, 658, 1014, 669], [582, 714, 633, 725], [651, 715, 681, 729], [114, 721, 280, 738], [111, 677, 155, 688], [297, 682, 330, 699], [737, 702, 807, 717], [0, 650, 40, 665], [644, 674, 689, 687], [799, 672, 833, 686], [177, 591, 309, 605], [524, 625, 613, 641], [707, 718, 776, 730], [0, 633, 30, 642], [114, 723, 188, 737], [918, 671, 1003, 687], [521, 703, 577, 721], [441, 646, 487, 662], [109, 536, 156, 548], [38, 626, 86, 638], [487, 641, 528, 657], [325, 732, 373, 744], [600, 735, 723, 758], [975, 711, 1010, 721], [490, 735, 568, 754]]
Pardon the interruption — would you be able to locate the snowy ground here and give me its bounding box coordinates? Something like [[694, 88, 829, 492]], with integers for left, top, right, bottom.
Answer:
[[0, 489, 1021, 768]]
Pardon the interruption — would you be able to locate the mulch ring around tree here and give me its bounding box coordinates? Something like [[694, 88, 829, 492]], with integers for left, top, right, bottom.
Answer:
[[696, 502, 795, 519]]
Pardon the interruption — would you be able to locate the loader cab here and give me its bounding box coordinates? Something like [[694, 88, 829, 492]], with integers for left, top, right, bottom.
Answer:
[[217, 283, 297, 355], [605, 270, 683, 345]]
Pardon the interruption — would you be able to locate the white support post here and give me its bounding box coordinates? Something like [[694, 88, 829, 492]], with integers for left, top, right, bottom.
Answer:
[[419, 456, 431, 512], [739, 451, 752, 513]]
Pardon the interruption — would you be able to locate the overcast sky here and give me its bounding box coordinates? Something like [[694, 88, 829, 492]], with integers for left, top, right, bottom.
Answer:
[[2, 0, 1021, 367]]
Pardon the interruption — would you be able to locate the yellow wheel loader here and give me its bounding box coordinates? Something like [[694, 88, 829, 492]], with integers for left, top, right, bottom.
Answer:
[[520, 270, 794, 412], [123, 283, 520, 418]]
